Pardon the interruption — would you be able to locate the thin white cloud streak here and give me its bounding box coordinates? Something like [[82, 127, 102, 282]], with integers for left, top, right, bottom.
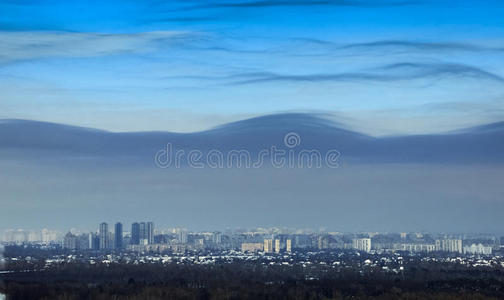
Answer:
[[0, 31, 198, 63]]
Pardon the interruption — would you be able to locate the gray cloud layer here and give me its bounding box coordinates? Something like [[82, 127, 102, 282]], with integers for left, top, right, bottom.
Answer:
[[0, 115, 502, 232]]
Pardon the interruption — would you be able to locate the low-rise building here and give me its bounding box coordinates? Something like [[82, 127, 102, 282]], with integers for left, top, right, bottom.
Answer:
[[464, 243, 492, 255], [241, 242, 264, 253]]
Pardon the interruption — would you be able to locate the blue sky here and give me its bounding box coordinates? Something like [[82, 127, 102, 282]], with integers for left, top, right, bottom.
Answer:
[[1, 0, 504, 135]]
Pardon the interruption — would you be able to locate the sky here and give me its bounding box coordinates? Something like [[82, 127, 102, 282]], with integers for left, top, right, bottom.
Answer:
[[1, 1, 504, 232], [2, 163, 504, 233], [1, 0, 504, 135]]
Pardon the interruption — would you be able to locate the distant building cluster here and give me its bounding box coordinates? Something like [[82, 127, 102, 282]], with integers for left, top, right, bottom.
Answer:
[[62, 221, 155, 251], [130, 222, 154, 246], [248, 238, 292, 254], [464, 243, 492, 255], [2, 229, 61, 244], [2, 227, 502, 257]]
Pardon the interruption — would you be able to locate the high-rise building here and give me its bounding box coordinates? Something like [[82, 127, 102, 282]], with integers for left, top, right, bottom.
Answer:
[[131, 222, 140, 245], [114, 222, 123, 249], [213, 232, 222, 245], [274, 239, 281, 253], [147, 222, 154, 244], [139, 222, 147, 245], [318, 236, 329, 250], [63, 232, 77, 250], [77, 234, 90, 250], [352, 238, 371, 253], [90, 233, 100, 250], [286, 239, 292, 253], [130, 221, 154, 245], [179, 230, 188, 244], [99, 222, 109, 250], [41, 229, 51, 243], [264, 239, 273, 253]]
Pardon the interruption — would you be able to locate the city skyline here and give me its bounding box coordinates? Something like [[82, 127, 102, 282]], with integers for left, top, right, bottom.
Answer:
[[3, 224, 503, 241], [3, 221, 501, 257]]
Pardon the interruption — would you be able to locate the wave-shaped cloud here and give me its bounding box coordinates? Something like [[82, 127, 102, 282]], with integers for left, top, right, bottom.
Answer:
[[175, 0, 419, 11], [2, 29, 502, 66], [339, 40, 504, 53], [229, 62, 504, 84], [0, 31, 199, 64], [1, 113, 503, 164]]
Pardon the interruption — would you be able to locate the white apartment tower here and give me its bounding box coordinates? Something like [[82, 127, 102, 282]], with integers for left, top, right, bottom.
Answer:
[[274, 239, 281, 253], [352, 238, 371, 253], [264, 239, 273, 253], [286, 239, 292, 253]]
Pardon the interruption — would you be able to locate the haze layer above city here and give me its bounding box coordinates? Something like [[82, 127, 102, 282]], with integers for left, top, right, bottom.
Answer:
[[1, 0, 503, 233]]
